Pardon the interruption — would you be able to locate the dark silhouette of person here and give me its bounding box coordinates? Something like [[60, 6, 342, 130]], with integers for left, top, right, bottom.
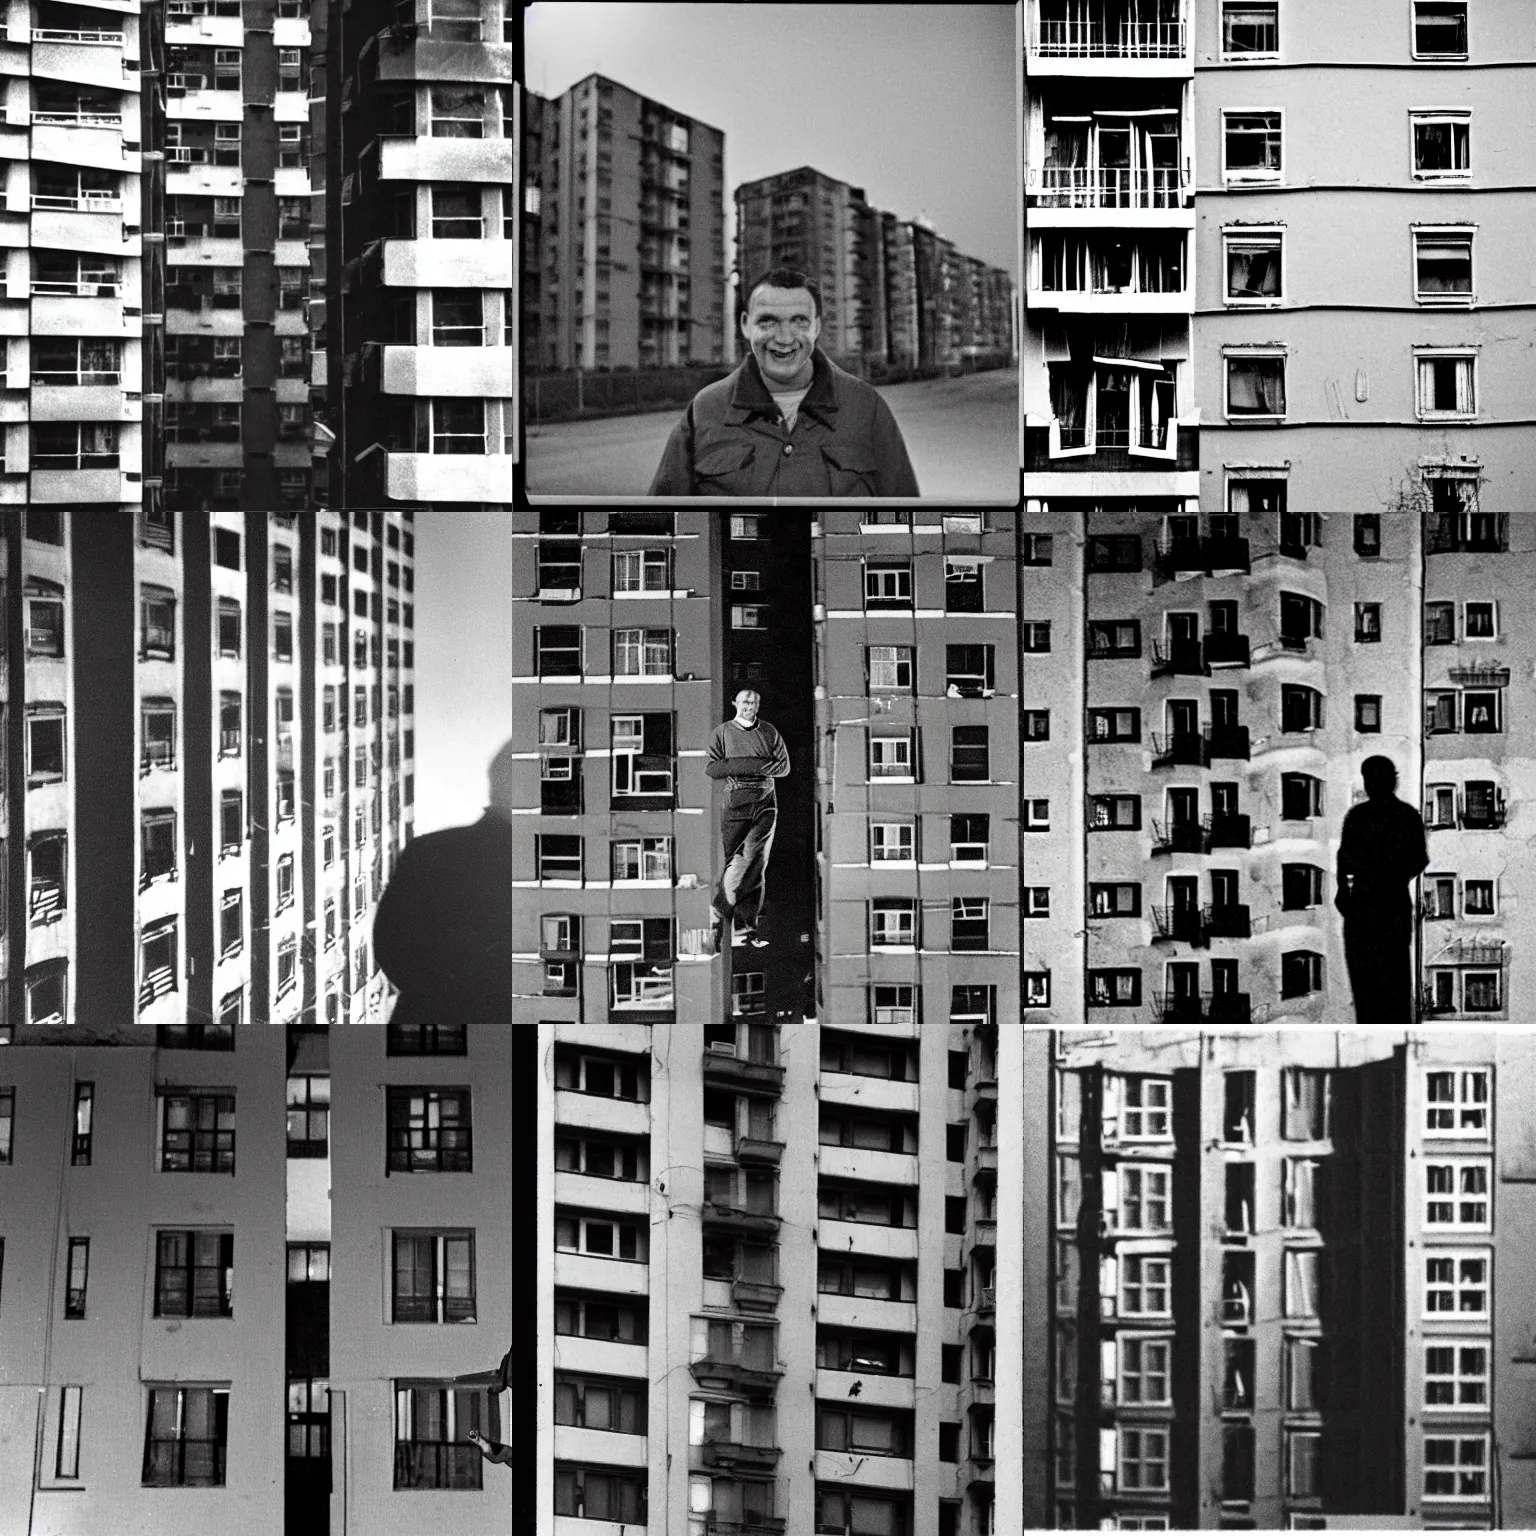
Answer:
[[374, 741, 513, 1024], [1335, 755, 1429, 1022]]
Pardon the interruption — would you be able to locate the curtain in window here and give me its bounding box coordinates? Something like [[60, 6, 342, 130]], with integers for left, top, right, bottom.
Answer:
[[1228, 360, 1284, 413], [1048, 365, 1086, 446], [1228, 244, 1279, 296]]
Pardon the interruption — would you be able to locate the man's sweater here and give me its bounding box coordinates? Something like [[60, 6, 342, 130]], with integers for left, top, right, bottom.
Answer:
[[705, 718, 790, 809]]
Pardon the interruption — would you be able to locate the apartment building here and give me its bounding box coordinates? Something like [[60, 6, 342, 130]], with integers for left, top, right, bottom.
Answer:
[[0, 509, 414, 1034], [0, 1018, 533, 1536], [329, 0, 513, 507], [1021, 506, 1533, 1023], [538, 1018, 1010, 1536], [737, 168, 1016, 375], [1031, 1028, 1536, 1530], [1024, 0, 1199, 503], [812, 509, 1019, 1034], [1192, 0, 1536, 518], [155, 0, 314, 513], [8, 0, 147, 513], [525, 72, 727, 374]]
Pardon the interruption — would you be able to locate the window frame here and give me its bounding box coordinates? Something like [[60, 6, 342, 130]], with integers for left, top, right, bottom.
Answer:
[[1221, 0, 1279, 59], [1225, 350, 1288, 421], [1222, 108, 1284, 183], [1424, 1339, 1489, 1413], [1414, 226, 1475, 306], [1411, 109, 1472, 179], [1413, 0, 1469, 59], [1222, 225, 1284, 306], [1415, 348, 1478, 421], [1423, 1249, 1489, 1319], [1423, 1432, 1489, 1502], [1424, 1157, 1491, 1232], [392, 1229, 477, 1324]]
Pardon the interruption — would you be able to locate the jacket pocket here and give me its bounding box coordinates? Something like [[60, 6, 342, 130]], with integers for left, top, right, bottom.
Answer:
[[695, 441, 756, 494], [821, 444, 877, 497]]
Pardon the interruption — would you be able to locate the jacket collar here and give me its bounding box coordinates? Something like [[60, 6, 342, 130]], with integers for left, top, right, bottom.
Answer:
[[728, 347, 841, 426]]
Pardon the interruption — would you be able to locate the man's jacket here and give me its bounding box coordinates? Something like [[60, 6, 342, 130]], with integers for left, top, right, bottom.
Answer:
[[705, 719, 790, 811], [648, 347, 920, 498], [374, 811, 512, 1024]]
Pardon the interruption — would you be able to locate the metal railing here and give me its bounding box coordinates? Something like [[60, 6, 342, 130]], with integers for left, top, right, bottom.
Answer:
[[1031, 15, 1185, 56], [31, 280, 120, 297], [1032, 165, 1185, 207], [31, 194, 122, 213], [32, 110, 123, 128]]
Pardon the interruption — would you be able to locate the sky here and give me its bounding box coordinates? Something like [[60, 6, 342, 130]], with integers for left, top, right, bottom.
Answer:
[[412, 512, 513, 836], [525, 2, 1019, 285]]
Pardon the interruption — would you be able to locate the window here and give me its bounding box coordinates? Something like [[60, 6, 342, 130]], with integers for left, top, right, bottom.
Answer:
[[1119, 1078, 1171, 1139], [140, 918, 179, 1009], [432, 289, 483, 346], [945, 643, 995, 696], [430, 85, 485, 137], [611, 714, 673, 796], [1424, 1251, 1488, 1317], [1022, 532, 1053, 564], [868, 731, 915, 781], [816, 1404, 910, 1456], [1118, 1427, 1169, 1493], [870, 984, 916, 1026], [393, 1231, 476, 1323], [1227, 353, 1286, 417], [1022, 621, 1052, 652], [864, 563, 912, 609], [1426, 1069, 1489, 1137], [556, 1208, 647, 1260], [142, 1386, 228, 1487], [1355, 695, 1382, 732], [871, 822, 915, 864], [1415, 1, 1468, 57], [1281, 949, 1323, 998], [1416, 230, 1474, 303], [730, 515, 760, 540], [1417, 352, 1476, 418], [1225, 230, 1281, 301], [1464, 600, 1496, 639], [218, 691, 241, 757], [945, 557, 983, 612], [154, 1231, 234, 1317], [1413, 112, 1471, 177], [1119, 1337, 1171, 1405], [1087, 707, 1140, 743], [1464, 879, 1494, 914], [557, 1375, 646, 1435], [1090, 794, 1141, 830], [554, 1049, 647, 1100], [1087, 970, 1141, 1007], [871, 899, 916, 949], [286, 1076, 329, 1157], [1425, 1159, 1490, 1229], [611, 838, 673, 882], [1110, 1166, 1170, 1232], [161, 1093, 234, 1172], [63, 1236, 89, 1318], [536, 834, 581, 882], [950, 813, 989, 864], [1353, 513, 1382, 556], [867, 645, 914, 692], [1355, 603, 1381, 641], [1284, 1249, 1319, 1318], [219, 789, 243, 853], [387, 1088, 472, 1172], [1224, 111, 1282, 179], [430, 0, 483, 39], [1087, 621, 1140, 659], [1025, 799, 1050, 830], [1283, 1158, 1322, 1227], [1425, 1341, 1488, 1410], [1424, 1434, 1488, 1501], [1121, 1255, 1172, 1318], [69, 1081, 93, 1165], [1282, 685, 1324, 731], [1089, 882, 1141, 917], [394, 1384, 491, 1490], [1464, 690, 1500, 733], [950, 725, 988, 781], [612, 627, 672, 676], [952, 897, 990, 949], [30, 833, 67, 926]]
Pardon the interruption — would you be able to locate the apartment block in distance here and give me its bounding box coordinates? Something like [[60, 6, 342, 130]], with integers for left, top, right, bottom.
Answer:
[[0, 508, 414, 1033], [1036, 1029, 1536, 1530], [812, 509, 1019, 1035], [537, 1017, 1018, 1536], [1022, 505, 1532, 1023], [1024, 0, 1199, 505], [329, 0, 514, 507], [525, 72, 727, 373], [0, 1014, 530, 1536]]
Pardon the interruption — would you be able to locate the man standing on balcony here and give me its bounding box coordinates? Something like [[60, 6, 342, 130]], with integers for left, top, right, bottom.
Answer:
[[706, 689, 789, 950], [647, 267, 920, 498], [1335, 756, 1429, 1022]]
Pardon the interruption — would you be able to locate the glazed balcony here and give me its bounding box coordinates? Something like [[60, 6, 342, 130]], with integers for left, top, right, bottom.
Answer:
[[1027, 166, 1189, 213], [701, 1048, 785, 1097], [1027, 230, 1188, 313], [1027, 0, 1188, 74], [735, 1133, 784, 1167]]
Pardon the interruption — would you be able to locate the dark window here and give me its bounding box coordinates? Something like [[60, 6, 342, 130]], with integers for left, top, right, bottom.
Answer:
[[1022, 533, 1053, 564], [140, 919, 179, 1009], [142, 1387, 228, 1487], [945, 559, 983, 612], [142, 698, 176, 769], [1355, 695, 1382, 732], [1023, 709, 1050, 740], [1087, 534, 1142, 571], [71, 1082, 93, 1164], [218, 691, 241, 756], [141, 810, 177, 884], [220, 789, 243, 852], [27, 509, 64, 544], [1282, 950, 1323, 998], [1281, 773, 1323, 820], [1415, 1, 1468, 56], [393, 1231, 476, 1323], [1087, 969, 1142, 1007], [286, 1076, 328, 1156], [27, 587, 64, 657], [216, 597, 241, 657], [154, 1231, 234, 1317], [161, 1093, 234, 1172], [553, 1373, 647, 1434], [950, 726, 989, 782], [388, 1021, 467, 1055], [1354, 513, 1381, 555], [1089, 795, 1142, 830], [393, 1384, 490, 1490], [64, 1236, 89, 1317], [1087, 708, 1140, 743], [213, 528, 240, 569], [27, 713, 65, 783], [551, 1463, 645, 1520], [554, 1290, 648, 1343], [387, 1088, 472, 1172], [1282, 864, 1325, 909]]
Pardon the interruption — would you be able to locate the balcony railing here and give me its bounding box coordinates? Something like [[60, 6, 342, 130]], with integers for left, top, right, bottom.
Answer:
[[32, 111, 123, 129], [31, 280, 120, 297], [33, 27, 122, 43], [1151, 638, 1206, 677], [1155, 990, 1204, 1023], [1448, 664, 1511, 688], [1031, 165, 1185, 208], [1151, 905, 1206, 946], [1154, 535, 1250, 576], [1203, 632, 1251, 668], [1031, 16, 1185, 56], [1203, 723, 1250, 761], [1151, 730, 1204, 767], [1156, 990, 1251, 1022], [1204, 902, 1251, 939], [1426, 514, 1506, 554], [1150, 818, 1203, 854], [1206, 812, 1251, 850], [32, 194, 122, 213]]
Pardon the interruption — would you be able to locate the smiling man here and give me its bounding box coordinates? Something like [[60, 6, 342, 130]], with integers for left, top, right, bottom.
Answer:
[[647, 266, 920, 498]]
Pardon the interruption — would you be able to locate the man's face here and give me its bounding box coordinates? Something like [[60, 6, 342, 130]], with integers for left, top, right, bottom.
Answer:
[[742, 285, 820, 387], [733, 691, 760, 725]]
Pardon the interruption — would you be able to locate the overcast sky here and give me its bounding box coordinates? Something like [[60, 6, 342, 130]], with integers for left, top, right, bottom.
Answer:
[[526, 2, 1019, 284], [412, 513, 512, 837]]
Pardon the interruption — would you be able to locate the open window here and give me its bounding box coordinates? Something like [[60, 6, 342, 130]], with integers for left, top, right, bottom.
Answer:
[[1415, 228, 1474, 304], [1224, 228, 1282, 304]]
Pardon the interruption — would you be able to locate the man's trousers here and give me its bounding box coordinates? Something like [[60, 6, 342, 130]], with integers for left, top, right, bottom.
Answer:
[[712, 800, 778, 933]]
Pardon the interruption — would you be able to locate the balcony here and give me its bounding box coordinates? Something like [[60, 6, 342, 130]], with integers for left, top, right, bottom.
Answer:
[[689, 1356, 782, 1399], [1203, 723, 1250, 762], [735, 1134, 784, 1167], [1203, 632, 1251, 668], [1150, 819, 1203, 855], [1154, 990, 1203, 1023], [699, 1441, 781, 1472], [1150, 638, 1205, 677], [1204, 903, 1251, 939], [1425, 514, 1507, 555], [1028, 166, 1187, 212], [701, 1049, 785, 1096], [1027, 2, 1188, 73], [1206, 813, 1251, 850], [381, 344, 513, 398], [376, 31, 515, 87], [1448, 663, 1511, 688], [701, 1200, 780, 1238], [29, 205, 127, 257], [30, 295, 128, 336], [1151, 731, 1204, 768], [976, 1285, 996, 1317], [32, 39, 126, 93], [1206, 992, 1252, 1023], [1154, 535, 1250, 578], [379, 133, 514, 184], [29, 467, 128, 503], [1151, 905, 1206, 946], [731, 1277, 783, 1312]]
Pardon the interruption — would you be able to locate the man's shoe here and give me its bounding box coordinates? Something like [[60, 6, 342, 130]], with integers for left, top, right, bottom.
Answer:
[[747, 935, 769, 948]]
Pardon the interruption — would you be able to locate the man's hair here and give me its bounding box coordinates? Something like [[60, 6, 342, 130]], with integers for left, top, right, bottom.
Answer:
[[739, 267, 822, 326], [1361, 755, 1398, 796], [733, 689, 761, 704]]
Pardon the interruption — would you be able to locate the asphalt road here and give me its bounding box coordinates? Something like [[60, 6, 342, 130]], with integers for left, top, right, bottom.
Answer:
[[525, 368, 1019, 501]]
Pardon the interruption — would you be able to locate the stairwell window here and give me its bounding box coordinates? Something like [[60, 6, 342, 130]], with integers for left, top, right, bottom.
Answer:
[[1413, 111, 1471, 177], [1416, 352, 1477, 419], [1223, 111, 1282, 182]]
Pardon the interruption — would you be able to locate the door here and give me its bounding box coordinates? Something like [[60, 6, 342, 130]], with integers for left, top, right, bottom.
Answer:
[[1209, 601, 1238, 636], [1168, 875, 1198, 939], [1168, 613, 1199, 644], [1211, 870, 1239, 909], [1097, 127, 1131, 206], [1168, 699, 1199, 739], [1211, 782, 1238, 818], [1211, 689, 1238, 726]]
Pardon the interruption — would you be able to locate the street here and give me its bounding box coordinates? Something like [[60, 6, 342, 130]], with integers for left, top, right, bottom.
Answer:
[[526, 367, 1019, 501]]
